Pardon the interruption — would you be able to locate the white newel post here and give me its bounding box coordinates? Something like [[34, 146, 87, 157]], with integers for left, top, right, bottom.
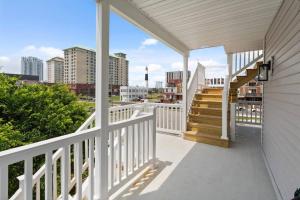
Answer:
[[221, 75, 229, 140], [182, 53, 189, 133], [95, 0, 109, 199]]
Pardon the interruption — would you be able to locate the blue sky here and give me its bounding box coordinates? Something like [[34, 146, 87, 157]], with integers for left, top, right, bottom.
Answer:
[[0, 0, 227, 87]]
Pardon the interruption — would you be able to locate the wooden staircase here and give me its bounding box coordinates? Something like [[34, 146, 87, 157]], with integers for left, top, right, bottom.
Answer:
[[229, 61, 262, 103], [184, 61, 261, 148], [184, 87, 229, 148]]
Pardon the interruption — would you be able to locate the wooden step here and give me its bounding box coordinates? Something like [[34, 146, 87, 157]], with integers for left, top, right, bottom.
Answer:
[[184, 131, 229, 148], [187, 122, 221, 136], [189, 114, 222, 126], [192, 100, 222, 108], [202, 87, 223, 94], [194, 94, 222, 101], [190, 107, 222, 116]]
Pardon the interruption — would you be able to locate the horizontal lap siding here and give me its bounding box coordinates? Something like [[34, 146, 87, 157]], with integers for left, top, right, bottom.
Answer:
[[264, 1, 300, 199]]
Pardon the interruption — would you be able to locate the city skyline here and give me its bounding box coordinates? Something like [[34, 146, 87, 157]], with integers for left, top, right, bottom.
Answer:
[[0, 0, 227, 87]]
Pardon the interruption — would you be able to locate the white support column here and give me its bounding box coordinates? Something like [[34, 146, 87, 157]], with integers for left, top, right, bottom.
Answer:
[[227, 53, 233, 80], [182, 53, 189, 133], [95, 0, 109, 199]]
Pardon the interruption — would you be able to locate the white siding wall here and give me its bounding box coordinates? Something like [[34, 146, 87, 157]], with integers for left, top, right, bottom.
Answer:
[[263, 1, 300, 199]]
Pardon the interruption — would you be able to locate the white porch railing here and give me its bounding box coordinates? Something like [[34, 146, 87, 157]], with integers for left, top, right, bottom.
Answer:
[[0, 105, 157, 200], [235, 101, 262, 125], [144, 103, 182, 135], [109, 103, 143, 123], [187, 63, 206, 113]]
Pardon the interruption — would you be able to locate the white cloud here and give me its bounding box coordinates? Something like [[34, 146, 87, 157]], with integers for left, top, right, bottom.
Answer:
[[22, 45, 63, 58], [142, 38, 158, 46], [0, 56, 10, 65], [139, 38, 158, 49]]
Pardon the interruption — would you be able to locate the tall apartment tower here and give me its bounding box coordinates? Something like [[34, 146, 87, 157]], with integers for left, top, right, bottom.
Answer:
[[109, 53, 129, 87], [63, 47, 96, 84], [63, 47, 128, 88], [47, 57, 64, 83], [21, 56, 43, 81]]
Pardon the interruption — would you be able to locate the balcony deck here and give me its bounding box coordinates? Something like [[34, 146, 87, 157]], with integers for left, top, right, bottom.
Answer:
[[115, 125, 276, 200]]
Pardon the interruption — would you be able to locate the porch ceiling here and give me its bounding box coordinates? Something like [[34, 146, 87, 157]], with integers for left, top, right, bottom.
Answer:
[[113, 0, 282, 53]]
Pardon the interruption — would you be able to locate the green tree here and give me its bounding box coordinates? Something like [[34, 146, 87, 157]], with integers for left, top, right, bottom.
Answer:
[[0, 73, 89, 197]]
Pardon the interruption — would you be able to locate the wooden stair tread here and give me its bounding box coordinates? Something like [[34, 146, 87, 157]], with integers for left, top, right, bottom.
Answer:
[[188, 122, 221, 129], [195, 93, 222, 97], [185, 131, 221, 139], [193, 100, 222, 103], [191, 106, 221, 110], [189, 113, 221, 118]]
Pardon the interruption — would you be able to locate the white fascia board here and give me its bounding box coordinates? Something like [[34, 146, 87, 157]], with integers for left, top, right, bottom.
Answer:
[[110, 0, 190, 56]]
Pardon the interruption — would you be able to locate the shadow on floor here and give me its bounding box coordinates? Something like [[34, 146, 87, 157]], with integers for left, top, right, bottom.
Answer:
[[114, 160, 172, 200], [116, 125, 277, 200]]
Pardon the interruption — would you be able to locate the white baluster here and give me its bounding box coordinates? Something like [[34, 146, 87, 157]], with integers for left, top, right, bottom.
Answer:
[[45, 151, 53, 200], [125, 126, 129, 177], [75, 142, 82, 200], [163, 106, 166, 129], [137, 123, 140, 168], [88, 138, 94, 200], [36, 179, 40, 200], [110, 132, 114, 188], [85, 140, 88, 163], [24, 157, 33, 200], [61, 146, 69, 200], [132, 124, 136, 171], [53, 161, 57, 200]]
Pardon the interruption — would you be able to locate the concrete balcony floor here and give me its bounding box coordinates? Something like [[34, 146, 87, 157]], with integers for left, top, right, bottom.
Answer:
[[114, 125, 276, 200]]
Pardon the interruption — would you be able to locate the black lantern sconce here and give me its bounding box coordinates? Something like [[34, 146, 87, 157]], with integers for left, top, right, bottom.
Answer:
[[258, 61, 271, 81]]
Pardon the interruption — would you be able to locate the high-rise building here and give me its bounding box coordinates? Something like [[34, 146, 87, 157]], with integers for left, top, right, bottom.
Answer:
[[63, 47, 128, 92], [63, 46, 96, 84], [21, 57, 44, 81], [109, 53, 129, 90], [47, 57, 64, 83]]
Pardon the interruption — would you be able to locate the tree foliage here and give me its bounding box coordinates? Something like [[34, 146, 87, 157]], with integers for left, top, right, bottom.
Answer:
[[0, 73, 89, 196]]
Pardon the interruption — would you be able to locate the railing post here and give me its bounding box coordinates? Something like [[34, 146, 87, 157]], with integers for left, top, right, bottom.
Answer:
[[221, 76, 229, 140], [182, 53, 189, 133], [230, 103, 236, 141], [95, 0, 109, 199], [0, 165, 8, 200]]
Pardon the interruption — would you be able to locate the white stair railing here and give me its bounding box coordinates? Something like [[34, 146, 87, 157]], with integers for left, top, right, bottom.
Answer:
[[187, 63, 206, 114], [232, 50, 263, 78]]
